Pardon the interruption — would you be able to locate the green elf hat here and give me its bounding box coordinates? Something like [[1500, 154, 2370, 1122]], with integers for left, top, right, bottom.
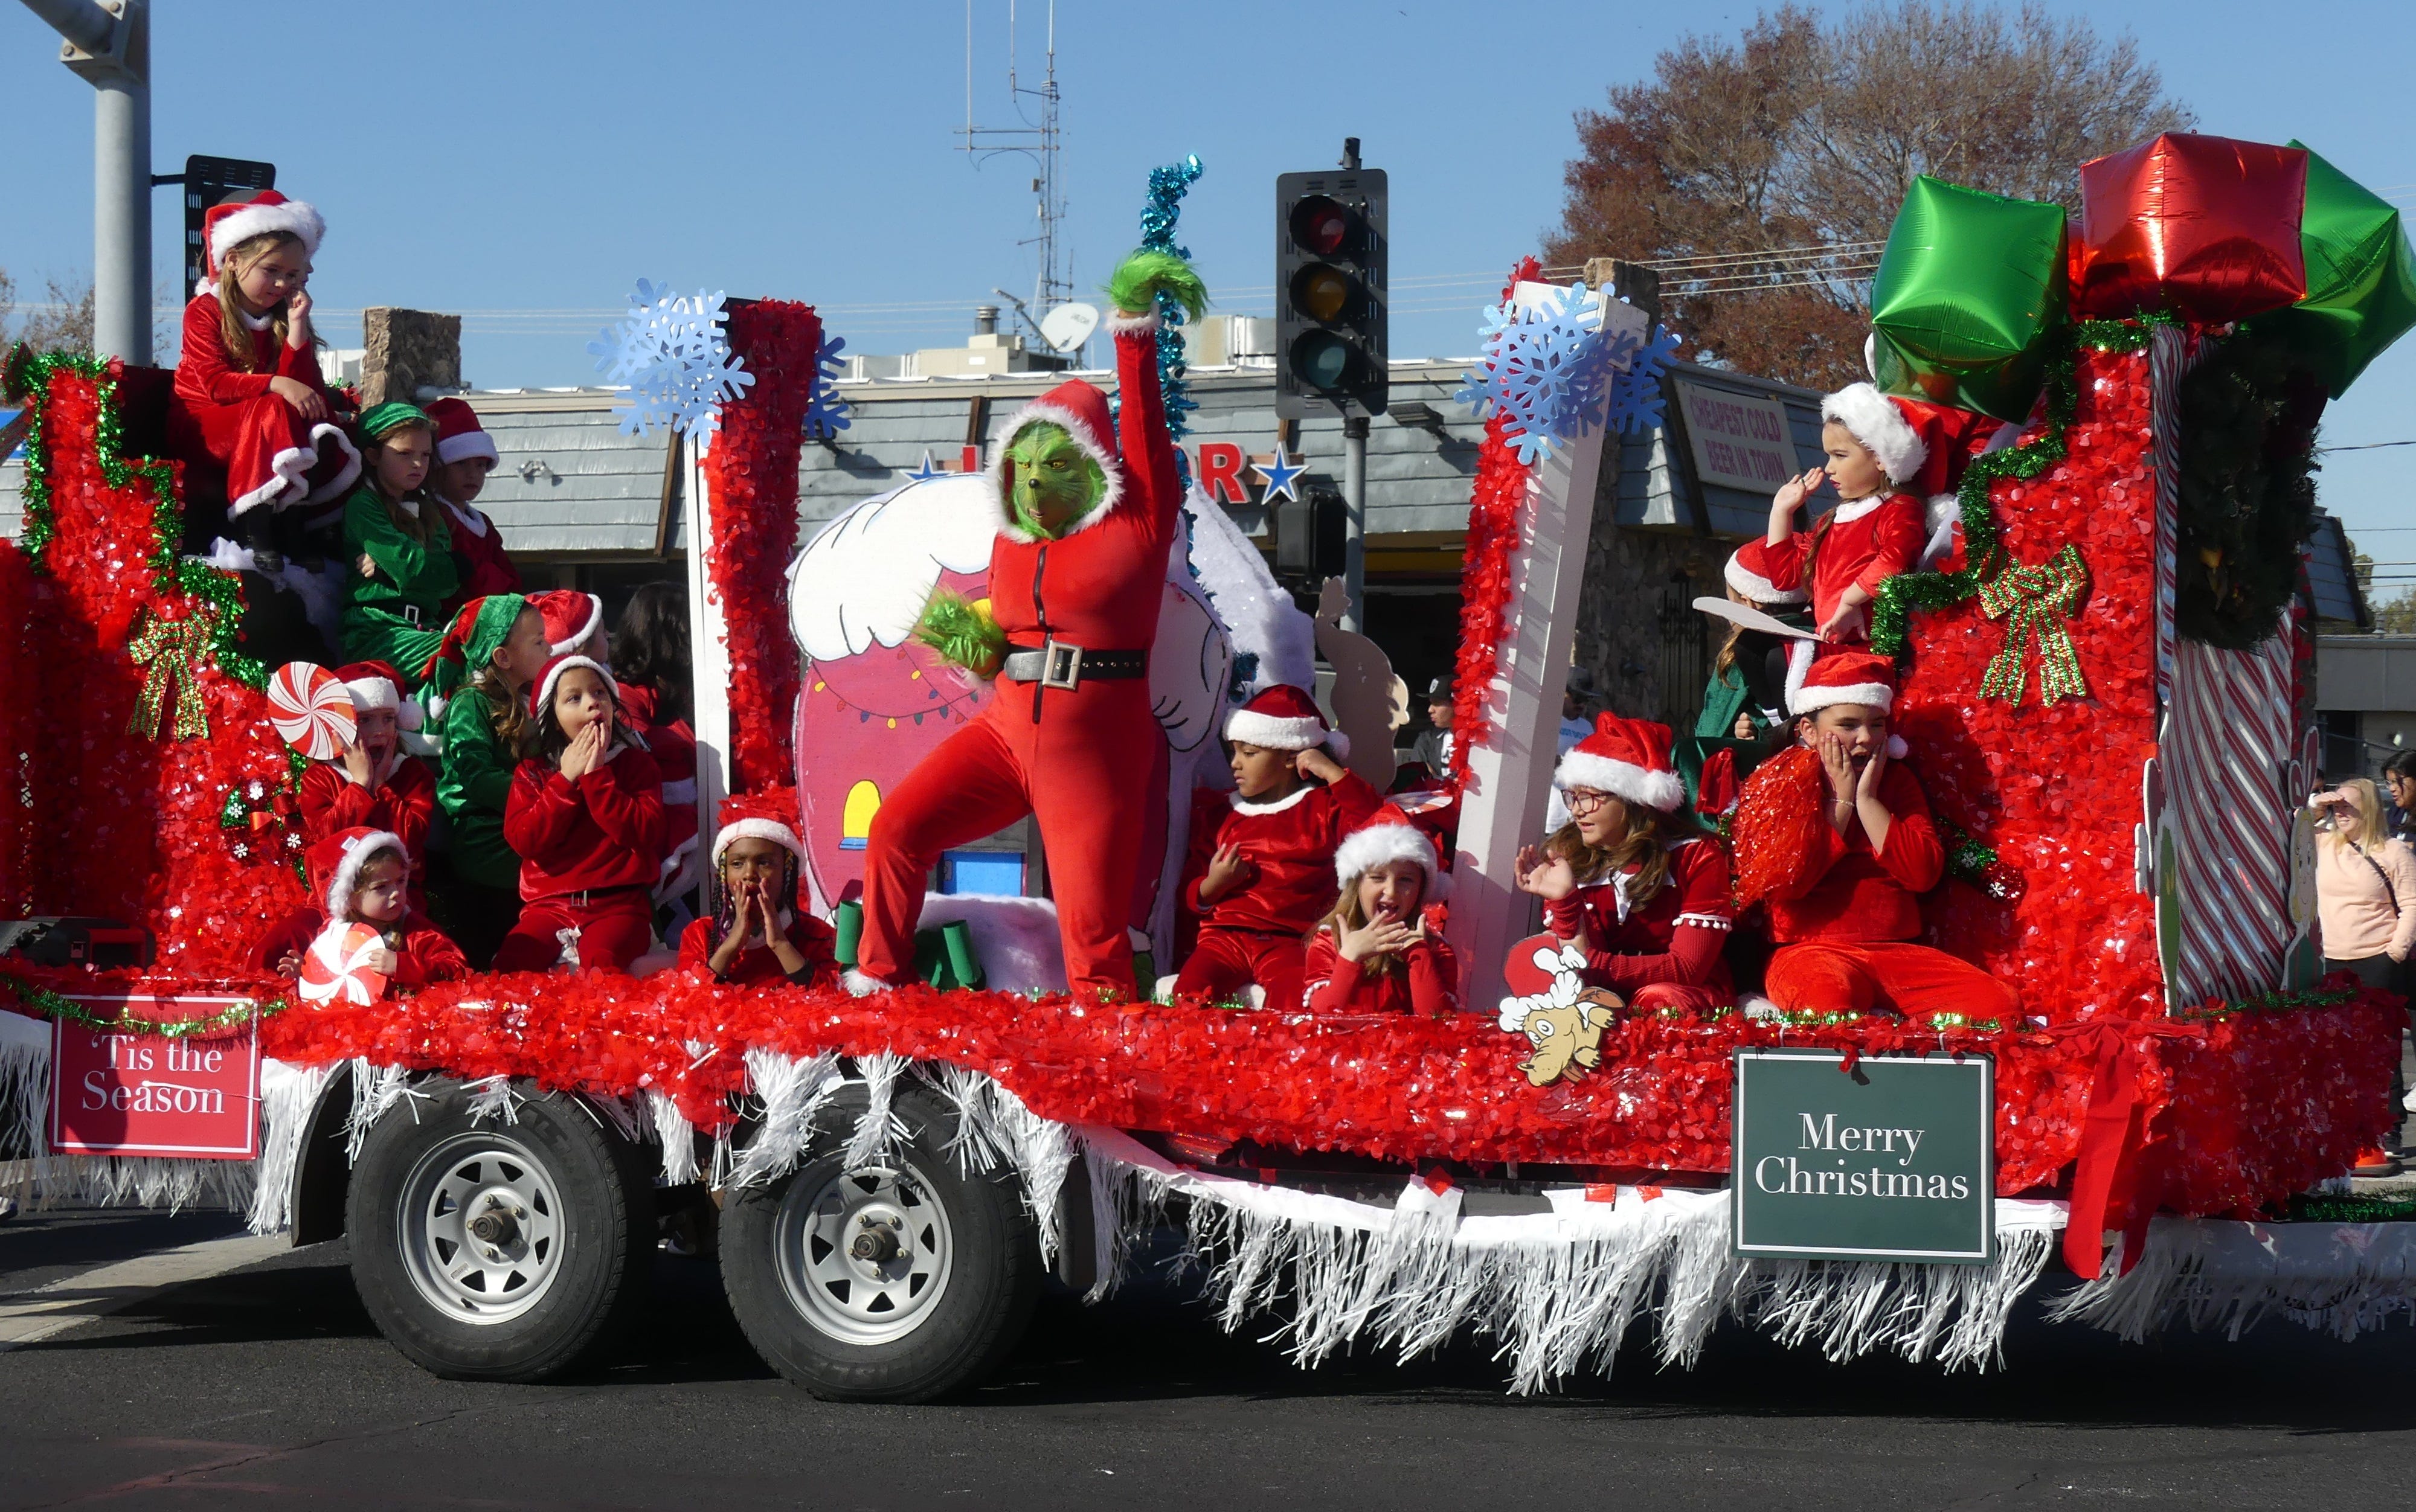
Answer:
[[419, 592, 530, 712], [357, 400, 434, 443]]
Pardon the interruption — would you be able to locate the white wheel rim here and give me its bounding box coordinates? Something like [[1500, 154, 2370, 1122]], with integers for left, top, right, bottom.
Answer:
[[774, 1159, 954, 1345], [396, 1131, 565, 1325]]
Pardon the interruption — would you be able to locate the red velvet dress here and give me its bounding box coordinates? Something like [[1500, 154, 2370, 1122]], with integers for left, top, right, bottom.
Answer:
[[619, 683, 699, 897], [495, 745, 668, 973], [1542, 837, 1735, 1012], [166, 295, 360, 519], [1300, 930, 1461, 1016], [251, 908, 469, 988], [297, 758, 435, 907], [1756, 493, 1924, 642], [435, 493, 521, 613]]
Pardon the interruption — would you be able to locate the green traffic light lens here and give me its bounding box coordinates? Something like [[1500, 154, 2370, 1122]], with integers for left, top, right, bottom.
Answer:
[[1290, 264, 1355, 323], [1291, 330, 1355, 391], [1288, 194, 1354, 255]]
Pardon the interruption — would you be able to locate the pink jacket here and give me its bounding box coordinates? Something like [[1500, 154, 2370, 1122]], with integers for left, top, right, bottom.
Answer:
[[2318, 837, 2416, 961]]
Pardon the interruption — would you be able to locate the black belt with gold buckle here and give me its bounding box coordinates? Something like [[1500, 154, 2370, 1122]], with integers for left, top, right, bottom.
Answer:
[[999, 640, 1148, 690]]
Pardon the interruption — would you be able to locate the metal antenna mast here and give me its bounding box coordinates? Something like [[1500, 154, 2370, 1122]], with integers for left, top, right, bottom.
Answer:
[[959, 0, 1067, 342]]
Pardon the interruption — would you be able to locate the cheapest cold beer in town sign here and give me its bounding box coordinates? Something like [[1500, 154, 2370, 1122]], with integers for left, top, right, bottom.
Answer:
[[1730, 1049, 1994, 1264]]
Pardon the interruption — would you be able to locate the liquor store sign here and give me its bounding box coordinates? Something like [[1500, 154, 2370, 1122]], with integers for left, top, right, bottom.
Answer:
[[1731, 1049, 1993, 1264], [48, 997, 260, 1159]]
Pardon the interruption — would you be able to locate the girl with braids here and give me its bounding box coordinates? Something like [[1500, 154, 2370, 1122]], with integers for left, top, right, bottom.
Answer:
[[1515, 715, 1735, 1013], [678, 806, 837, 986]]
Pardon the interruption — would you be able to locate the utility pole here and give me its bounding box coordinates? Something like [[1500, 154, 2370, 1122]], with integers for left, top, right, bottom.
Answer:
[[1336, 136, 1367, 633], [22, 0, 152, 364]]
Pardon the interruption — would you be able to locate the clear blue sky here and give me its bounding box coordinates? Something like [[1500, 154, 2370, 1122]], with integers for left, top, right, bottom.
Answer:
[[4, 1, 2411, 564]]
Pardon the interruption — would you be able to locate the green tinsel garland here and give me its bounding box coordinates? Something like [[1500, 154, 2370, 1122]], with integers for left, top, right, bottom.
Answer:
[[5, 349, 265, 688], [1869, 316, 2171, 656], [0, 970, 287, 1038], [2289, 1191, 2416, 1224]]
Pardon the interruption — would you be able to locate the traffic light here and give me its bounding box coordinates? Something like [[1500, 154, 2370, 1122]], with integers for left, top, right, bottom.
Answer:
[[178, 156, 277, 292], [1275, 165, 1387, 419]]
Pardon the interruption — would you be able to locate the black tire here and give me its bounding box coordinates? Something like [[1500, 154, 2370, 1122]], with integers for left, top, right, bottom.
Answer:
[[721, 1081, 1041, 1403], [347, 1078, 654, 1382]]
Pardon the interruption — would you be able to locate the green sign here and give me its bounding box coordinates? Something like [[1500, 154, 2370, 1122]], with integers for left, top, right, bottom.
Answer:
[[1732, 1049, 1994, 1264]]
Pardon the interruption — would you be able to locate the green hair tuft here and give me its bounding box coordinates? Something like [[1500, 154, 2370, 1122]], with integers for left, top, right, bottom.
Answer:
[[1107, 249, 1207, 321], [914, 588, 1008, 676]]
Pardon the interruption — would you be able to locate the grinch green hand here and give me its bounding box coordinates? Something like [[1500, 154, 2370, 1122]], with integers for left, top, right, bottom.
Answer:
[[914, 588, 1007, 678], [1106, 249, 1207, 323]]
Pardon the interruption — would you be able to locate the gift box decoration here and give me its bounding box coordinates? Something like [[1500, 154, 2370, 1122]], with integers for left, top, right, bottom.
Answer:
[[2075, 133, 2308, 322], [2257, 143, 2416, 397], [1870, 176, 2070, 421]]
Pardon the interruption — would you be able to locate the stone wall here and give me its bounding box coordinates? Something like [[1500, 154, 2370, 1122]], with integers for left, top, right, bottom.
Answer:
[[1570, 488, 1724, 734]]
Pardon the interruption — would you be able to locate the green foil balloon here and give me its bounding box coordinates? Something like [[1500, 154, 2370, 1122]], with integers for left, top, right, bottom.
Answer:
[[2259, 143, 2416, 398], [1869, 177, 2069, 421]]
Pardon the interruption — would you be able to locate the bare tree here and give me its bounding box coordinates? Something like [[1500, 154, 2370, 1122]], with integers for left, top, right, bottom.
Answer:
[[1, 267, 95, 356], [1545, 2, 2194, 389]]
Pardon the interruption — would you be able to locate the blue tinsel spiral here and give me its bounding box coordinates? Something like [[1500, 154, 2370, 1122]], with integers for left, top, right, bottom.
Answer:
[[1140, 154, 1205, 449]]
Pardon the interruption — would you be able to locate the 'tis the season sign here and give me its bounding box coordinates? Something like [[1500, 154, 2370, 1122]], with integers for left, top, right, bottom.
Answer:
[[48, 997, 260, 1159]]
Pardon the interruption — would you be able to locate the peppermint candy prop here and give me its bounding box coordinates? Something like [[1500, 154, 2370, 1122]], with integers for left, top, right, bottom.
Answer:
[[268, 661, 356, 760], [298, 920, 390, 1005]]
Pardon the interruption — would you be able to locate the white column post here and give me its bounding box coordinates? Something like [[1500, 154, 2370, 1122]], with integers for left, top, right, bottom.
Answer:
[[681, 435, 731, 915]]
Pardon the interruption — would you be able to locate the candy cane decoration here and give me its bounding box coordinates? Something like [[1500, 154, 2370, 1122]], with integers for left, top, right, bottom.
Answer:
[[298, 920, 389, 1006], [268, 662, 357, 760]]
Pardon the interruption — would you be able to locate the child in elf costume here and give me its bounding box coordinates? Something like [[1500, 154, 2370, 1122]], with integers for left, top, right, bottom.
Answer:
[[342, 403, 457, 673], [852, 251, 1204, 1002], [422, 397, 522, 612], [1515, 714, 1735, 1013], [1731, 652, 2017, 1020], [1302, 806, 1460, 1016], [424, 593, 549, 966], [164, 191, 359, 551], [297, 660, 434, 904], [678, 804, 838, 987], [254, 827, 467, 987], [495, 653, 667, 973], [1173, 686, 1383, 1008]]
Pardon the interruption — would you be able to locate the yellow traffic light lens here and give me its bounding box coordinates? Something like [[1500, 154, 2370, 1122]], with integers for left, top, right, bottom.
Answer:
[[1288, 194, 1354, 255], [1291, 264, 1355, 322], [1291, 330, 1355, 391]]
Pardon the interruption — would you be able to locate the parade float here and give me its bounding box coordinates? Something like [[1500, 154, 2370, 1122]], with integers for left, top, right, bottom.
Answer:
[[3, 136, 2416, 1400]]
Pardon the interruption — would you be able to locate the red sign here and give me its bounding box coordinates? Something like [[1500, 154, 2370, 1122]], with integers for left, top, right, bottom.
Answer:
[[48, 997, 260, 1159]]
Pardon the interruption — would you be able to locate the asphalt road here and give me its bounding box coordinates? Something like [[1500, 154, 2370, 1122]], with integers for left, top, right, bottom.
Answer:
[[4, 1205, 2416, 1510]]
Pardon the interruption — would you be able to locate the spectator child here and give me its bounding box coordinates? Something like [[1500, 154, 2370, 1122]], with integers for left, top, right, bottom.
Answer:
[[425, 594, 548, 966], [341, 403, 457, 673], [1302, 806, 1460, 1016], [297, 661, 434, 902], [423, 398, 521, 610], [678, 807, 838, 986], [255, 827, 467, 988], [495, 653, 667, 973], [1173, 687, 1383, 1008], [1732, 652, 2016, 1021], [164, 192, 358, 553], [1515, 714, 1735, 1013]]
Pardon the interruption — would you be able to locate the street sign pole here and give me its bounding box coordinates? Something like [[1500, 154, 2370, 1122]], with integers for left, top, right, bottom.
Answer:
[[1340, 412, 1367, 632]]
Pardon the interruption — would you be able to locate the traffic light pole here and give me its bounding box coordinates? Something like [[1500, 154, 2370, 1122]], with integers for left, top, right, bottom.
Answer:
[[1340, 412, 1367, 633], [24, 0, 153, 365]]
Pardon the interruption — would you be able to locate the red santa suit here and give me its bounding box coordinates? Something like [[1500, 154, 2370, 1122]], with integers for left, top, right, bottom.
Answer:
[[676, 913, 838, 986], [424, 398, 522, 612], [1299, 806, 1460, 1014], [620, 682, 699, 899], [298, 661, 435, 902], [1733, 654, 2017, 1020], [493, 656, 669, 974], [1547, 714, 1735, 1011], [164, 194, 359, 522], [250, 827, 466, 987], [857, 312, 1182, 1001]]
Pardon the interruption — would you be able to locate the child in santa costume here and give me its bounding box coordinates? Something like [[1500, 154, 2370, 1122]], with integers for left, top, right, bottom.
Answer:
[[612, 583, 701, 910], [425, 594, 548, 966], [530, 589, 608, 664], [423, 397, 522, 611], [165, 191, 359, 546], [495, 652, 667, 973], [678, 801, 838, 987], [1172, 687, 1384, 1008], [298, 660, 435, 905], [341, 403, 457, 673], [852, 252, 1206, 1002], [1515, 714, 1735, 1012], [1302, 806, 1460, 1016], [254, 827, 467, 987], [1732, 652, 2018, 1020]]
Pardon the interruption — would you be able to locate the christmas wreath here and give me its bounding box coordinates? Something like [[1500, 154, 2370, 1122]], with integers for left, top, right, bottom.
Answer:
[[2172, 324, 2325, 649]]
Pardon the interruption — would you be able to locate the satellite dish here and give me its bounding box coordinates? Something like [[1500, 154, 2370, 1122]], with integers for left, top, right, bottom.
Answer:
[[1039, 302, 1100, 354]]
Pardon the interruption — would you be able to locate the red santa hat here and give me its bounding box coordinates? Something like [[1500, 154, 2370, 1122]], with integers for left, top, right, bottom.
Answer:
[[530, 589, 605, 657], [332, 660, 424, 733], [1224, 684, 1349, 758], [1554, 713, 1685, 813], [528, 653, 618, 718], [712, 789, 806, 869], [425, 397, 498, 467], [307, 827, 406, 920], [1723, 538, 1805, 606], [1789, 650, 1897, 717], [1331, 804, 1451, 902], [1819, 382, 1929, 487], [200, 190, 324, 292], [983, 377, 1125, 543]]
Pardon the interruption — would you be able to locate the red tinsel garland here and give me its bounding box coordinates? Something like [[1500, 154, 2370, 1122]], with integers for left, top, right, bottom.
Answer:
[[1445, 258, 1542, 792], [0, 542, 37, 917], [699, 301, 823, 792]]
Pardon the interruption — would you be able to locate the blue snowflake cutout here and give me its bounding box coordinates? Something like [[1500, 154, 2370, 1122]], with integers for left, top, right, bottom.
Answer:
[[588, 279, 755, 453], [803, 331, 852, 438], [1608, 322, 1683, 434], [1459, 281, 1637, 465]]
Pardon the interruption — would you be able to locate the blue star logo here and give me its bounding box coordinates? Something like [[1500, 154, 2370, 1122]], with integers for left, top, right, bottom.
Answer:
[[1253, 447, 1306, 503], [904, 450, 946, 482]]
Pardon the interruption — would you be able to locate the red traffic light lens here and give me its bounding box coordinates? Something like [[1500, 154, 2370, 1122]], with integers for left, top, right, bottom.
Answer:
[[1291, 330, 1357, 391], [1290, 263, 1357, 323], [1288, 194, 1355, 256]]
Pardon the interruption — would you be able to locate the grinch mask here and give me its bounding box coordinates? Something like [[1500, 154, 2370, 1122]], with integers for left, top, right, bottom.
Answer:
[[1004, 422, 1105, 538]]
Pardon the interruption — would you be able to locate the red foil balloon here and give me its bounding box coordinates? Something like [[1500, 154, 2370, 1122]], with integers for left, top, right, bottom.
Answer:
[[2076, 133, 2308, 321]]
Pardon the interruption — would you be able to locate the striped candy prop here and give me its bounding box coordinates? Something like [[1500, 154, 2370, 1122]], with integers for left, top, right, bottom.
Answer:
[[298, 920, 388, 1006], [266, 662, 355, 761]]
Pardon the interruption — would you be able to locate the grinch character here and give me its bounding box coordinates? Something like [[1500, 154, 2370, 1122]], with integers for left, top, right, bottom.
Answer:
[[850, 251, 1206, 1002]]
